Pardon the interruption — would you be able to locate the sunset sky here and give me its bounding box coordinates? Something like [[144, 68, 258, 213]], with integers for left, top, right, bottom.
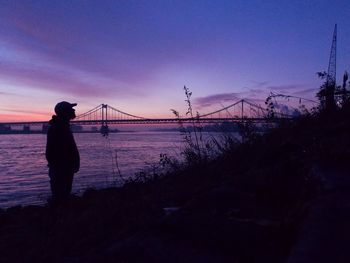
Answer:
[[0, 0, 349, 121]]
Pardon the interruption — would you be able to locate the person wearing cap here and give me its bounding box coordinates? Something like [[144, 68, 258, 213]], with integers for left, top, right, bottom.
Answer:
[[46, 101, 80, 204]]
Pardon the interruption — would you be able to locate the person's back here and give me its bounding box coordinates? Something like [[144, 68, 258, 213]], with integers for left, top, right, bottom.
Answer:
[[46, 101, 80, 204], [46, 115, 79, 172]]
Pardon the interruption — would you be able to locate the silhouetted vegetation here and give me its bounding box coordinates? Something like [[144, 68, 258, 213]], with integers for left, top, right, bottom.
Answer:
[[317, 71, 350, 112]]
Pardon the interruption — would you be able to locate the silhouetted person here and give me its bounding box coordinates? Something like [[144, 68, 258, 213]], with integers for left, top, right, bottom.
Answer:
[[46, 101, 80, 204]]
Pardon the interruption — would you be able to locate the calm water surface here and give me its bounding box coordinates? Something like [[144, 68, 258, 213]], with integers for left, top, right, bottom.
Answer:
[[0, 132, 184, 208]]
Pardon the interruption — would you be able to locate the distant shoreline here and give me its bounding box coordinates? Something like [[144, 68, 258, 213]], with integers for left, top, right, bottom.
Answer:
[[0, 130, 124, 135], [0, 129, 241, 135]]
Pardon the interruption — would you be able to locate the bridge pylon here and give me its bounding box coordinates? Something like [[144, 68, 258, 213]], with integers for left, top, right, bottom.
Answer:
[[100, 104, 109, 136]]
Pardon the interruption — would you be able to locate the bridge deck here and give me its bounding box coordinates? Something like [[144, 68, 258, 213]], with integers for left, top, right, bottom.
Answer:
[[0, 117, 293, 126]]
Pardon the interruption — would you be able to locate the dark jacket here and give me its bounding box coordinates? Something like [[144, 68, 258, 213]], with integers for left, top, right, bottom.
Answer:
[[46, 116, 80, 173]]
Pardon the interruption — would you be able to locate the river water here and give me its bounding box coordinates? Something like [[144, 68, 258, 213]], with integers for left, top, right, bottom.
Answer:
[[0, 132, 186, 208]]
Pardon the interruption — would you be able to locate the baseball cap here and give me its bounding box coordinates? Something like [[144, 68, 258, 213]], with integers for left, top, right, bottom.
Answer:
[[54, 101, 77, 115]]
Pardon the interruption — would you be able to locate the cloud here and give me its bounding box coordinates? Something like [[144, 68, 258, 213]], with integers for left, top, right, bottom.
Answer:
[[246, 88, 266, 94], [194, 93, 242, 108], [0, 61, 108, 97], [0, 90, 31, 99], [193, 86, 272, 109], [0, 7, 159, 97], [1, 31, 154, 92], [246, 80, 314, 94], [250, 80, 269, 88], [292, 88, 318, 97], [264, 84, 303, 92], [0, 108, 48, 116], [242, 82, 311, 99], [0, 91, 10, 95], [246, 81, 318, 101], [1, 1, 243, 102], [0, 2, 214, 97]]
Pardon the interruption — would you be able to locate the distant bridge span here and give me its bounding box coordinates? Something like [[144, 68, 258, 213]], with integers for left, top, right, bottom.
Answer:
[[0, 99, 295, 128]]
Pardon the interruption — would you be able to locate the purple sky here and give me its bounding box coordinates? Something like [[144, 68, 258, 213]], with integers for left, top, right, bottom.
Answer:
[[0, 0, 349, 121]]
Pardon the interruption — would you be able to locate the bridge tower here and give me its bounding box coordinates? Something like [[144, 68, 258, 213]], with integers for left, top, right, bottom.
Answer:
[[100, 104, 109, 136], [325, 24, 337, 110]]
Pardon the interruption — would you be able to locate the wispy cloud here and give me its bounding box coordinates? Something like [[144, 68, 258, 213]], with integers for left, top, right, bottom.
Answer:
[[264, 84, 303, 92], [0, 108, 48, 115], [250, 80, 269, 88], [245, 81, 317, 100], [245, 88, 266, 94], [0, 61, 106, 97], [0, 91, 10, 95], [194, 86, 272, 109], [292, 88, 318, 97], [0, 2, 219, 99], [194, 93, 242, 108]]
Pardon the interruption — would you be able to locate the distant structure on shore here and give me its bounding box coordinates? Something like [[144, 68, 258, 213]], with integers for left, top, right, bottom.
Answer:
[[0, 123, 119, 135], [324, 24, 337, 111]]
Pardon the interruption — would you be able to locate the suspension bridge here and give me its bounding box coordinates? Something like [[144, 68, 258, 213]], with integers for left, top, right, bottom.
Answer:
[[0, 99, 299, 134]]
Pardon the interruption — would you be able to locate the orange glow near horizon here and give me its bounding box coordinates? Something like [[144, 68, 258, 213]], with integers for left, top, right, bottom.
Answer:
[[0, 113, 51, 122]]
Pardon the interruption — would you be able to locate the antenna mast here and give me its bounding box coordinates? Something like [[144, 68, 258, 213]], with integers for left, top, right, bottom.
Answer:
[[325, 24, 337, 110]]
